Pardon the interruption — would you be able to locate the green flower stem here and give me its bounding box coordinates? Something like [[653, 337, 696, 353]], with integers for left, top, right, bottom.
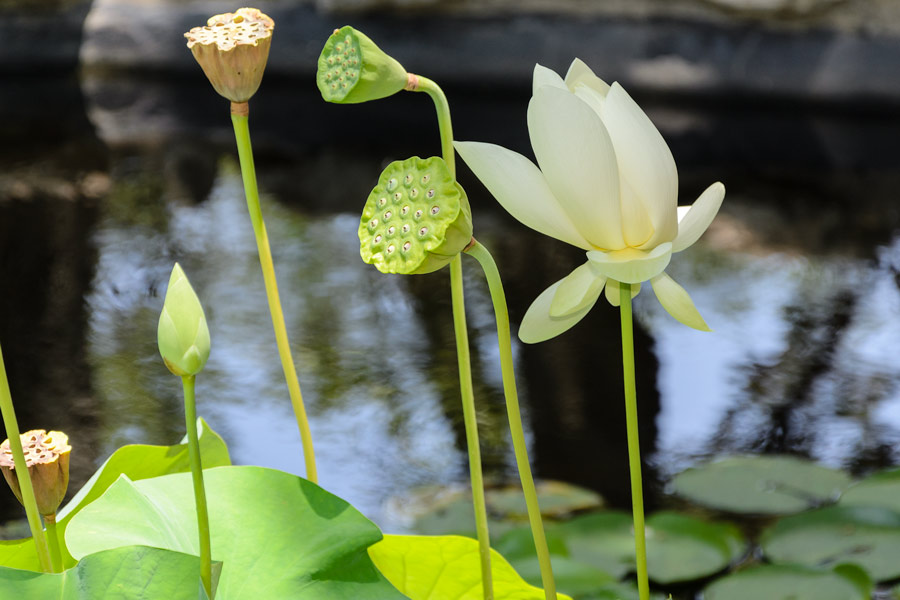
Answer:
[[450, 255, 494, 600], [466, 240, 557, 600], [619, 283, 649, 600], [231, 108, 318, 484], [44, 513, 63, 573], [412, 76, 493, 599], [0, 341, 52, 573], [182, 375, 213, 599]]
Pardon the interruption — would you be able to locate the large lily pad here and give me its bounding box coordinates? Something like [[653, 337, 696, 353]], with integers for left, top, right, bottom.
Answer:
[[552, 511, 744, 584], [66, 466, 405, 599], [703, 564, 871, 600], [839, 467, 900, 513], [369, 534, 572, 600], [0, 418, 230, 571], [0, 545, 207, 599], [761, 505, 900, 581], [670, 456, 851, 515]]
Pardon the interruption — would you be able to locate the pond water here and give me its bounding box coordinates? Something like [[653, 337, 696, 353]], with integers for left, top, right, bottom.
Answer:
[[1, 71, 900, 537]]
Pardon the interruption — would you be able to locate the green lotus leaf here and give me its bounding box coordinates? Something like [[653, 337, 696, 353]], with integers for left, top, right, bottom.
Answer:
[[66, 466, 405, 599], [0, 545, 211, 599], [359, 156, 472, 275], [369, 534, 572, 600], [670, 455, 851, 515], [552, 510, 745, 583], [703, 564, 871, 600], [761, 505, 900, 581], [839, 467, 900, 513], [0, 418, 230, 571]]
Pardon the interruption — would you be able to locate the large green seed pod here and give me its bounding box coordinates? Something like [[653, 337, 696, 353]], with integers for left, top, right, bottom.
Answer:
[[360, 156, 473, 275], [157, 263, 211, 376], [317, 25, 408, 104]]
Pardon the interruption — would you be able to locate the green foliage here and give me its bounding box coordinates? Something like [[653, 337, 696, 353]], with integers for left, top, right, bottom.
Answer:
[[703, 564, 871, 600], [158, 263, 211, 377], [65, 466, 405, 599], [369, 534, 572, 600], [0, 546, 211, 599], [839, 467, 900, 513], [0, 418, 230, 571], [762, 505, 900, 581], [359, 156, 473, 275], [670, 455, 851, 515]]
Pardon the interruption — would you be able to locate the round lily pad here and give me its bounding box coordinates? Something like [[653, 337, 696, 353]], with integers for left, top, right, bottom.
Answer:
[[761, 505, 900, 581], [670, 455, 852, 515], [703, 564, 870, 600], [554, 510, 745, 584], [487, 481, 603, 518], [839, 467, 900, 513]]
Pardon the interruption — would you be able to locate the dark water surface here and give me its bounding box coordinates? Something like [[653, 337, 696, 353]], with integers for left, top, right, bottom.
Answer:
[[1, 71, 900, 533]]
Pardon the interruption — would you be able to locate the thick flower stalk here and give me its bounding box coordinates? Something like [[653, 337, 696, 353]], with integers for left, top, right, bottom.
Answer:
[[455, 59, 724, 343]]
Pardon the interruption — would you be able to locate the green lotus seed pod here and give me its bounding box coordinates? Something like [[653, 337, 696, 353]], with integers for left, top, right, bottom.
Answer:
[[359, 156, 473, 275], [317, 25, 408, 104], [158, 263, 211, 377]]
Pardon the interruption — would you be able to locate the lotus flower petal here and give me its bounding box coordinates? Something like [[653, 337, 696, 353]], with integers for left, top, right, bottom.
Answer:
[[601, 83, 678, 248], [587, 242, 673, 285], [520, 277, 600, 344], [550, 261, 606, 318], [454, 141, 591, 249], [672, 182, 726, 253], [528, 86, 624, 250], [533, 63, 567, 94], [564, 58, 611, 97], [651, 272, 711, 331]]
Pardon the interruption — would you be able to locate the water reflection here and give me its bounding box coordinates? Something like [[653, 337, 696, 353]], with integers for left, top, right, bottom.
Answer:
[[2, 74, 900, 535]]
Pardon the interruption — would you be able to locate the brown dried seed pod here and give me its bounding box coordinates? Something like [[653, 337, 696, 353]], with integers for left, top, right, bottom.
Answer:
[[0, 430, 71, 516]]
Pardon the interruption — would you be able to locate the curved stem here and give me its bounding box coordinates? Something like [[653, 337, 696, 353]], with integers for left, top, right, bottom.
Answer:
[[44, 513, 63, 573], [0, 341, 52, 572], [619, 283, 649, 600], [413, 76, 493, 599], [450, 255, 493, 600], [182, 375, 213, 599], [465, 241, 557, 600], [231, 107, 317, 484]]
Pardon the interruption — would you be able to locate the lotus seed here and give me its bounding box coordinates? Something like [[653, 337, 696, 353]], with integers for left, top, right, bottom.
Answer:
[[387, 244, 395, 254], [410, 188, 419, 198], [369, 219, 378, 228], [431, 206, 440, 215], [384, 211, 392, 220], [404, 174, 413, 185], [378, 197, 387, 207], [374, 235, 382, 243], [387, 226, 396, 235], [328, 57, 335, 65], [403, 242, 411, 251], [345, 35, 352, 44], [336, 44, 344, 52], [401, 205, 409, 215], [350, 48, 357, 54], [426, 189, 436, 198], [421, 174, 431, 184], [393, 192, 402, 202], [419, 227, 428, 236], [402, 224, 410, 233], [415, 209, 423, 219], [387, 178, 397, 191]]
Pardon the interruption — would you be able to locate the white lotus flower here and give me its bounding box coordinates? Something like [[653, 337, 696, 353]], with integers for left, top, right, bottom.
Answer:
[[455, 59, 724, 343]]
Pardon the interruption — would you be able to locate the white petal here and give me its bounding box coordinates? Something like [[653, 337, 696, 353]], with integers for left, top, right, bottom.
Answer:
[[454, 141, 591, 249], [651, 272, 711, 331], [601, 83, 678, 248], [519, 276, 600, 344], [528, 86, 625, 250], [605, 279, 641, 307], [677, 205, 690, 223], [587, 242, 672, 285], [564, 58, 611, 97], [549, 261, 606, 318], [619, 177, 654, 248], [672, 182, 725, 253], [533, 63, 567, 95]]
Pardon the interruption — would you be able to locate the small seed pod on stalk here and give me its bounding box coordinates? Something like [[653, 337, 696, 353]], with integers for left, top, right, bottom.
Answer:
[[0, 429, 70, 517], [317, 25, 408, 104], [360, 156, 473, 275], [184, 7, 274, 104]]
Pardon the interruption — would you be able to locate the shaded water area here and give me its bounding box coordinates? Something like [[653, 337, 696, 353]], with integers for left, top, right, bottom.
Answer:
[[2, 69, 900, 541]]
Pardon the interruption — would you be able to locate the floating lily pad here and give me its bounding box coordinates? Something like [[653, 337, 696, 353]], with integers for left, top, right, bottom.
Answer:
[[369, 534, 572, 600], [670, 455, 851, 515], [703, 564, 871, 600], [66, 466, 405, 599], [488, 481, 603, 518], [553, 510, 744, 584], [762, 505, 900, 581], [840, 467, 900, 513]]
